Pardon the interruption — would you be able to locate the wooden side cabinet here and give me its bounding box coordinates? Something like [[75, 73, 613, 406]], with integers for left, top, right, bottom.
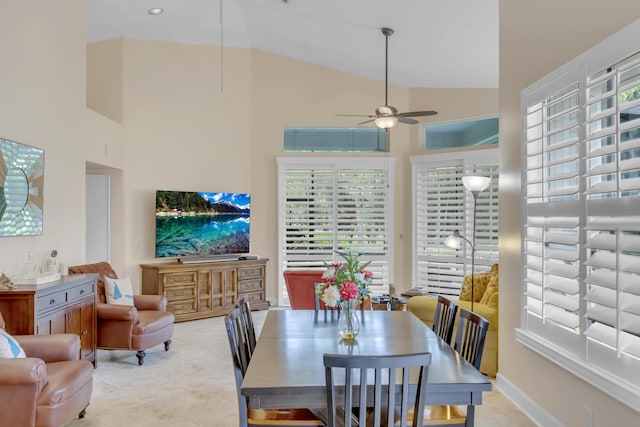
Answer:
[[0, 274, 97, 363], [141, 258, 269, 322]]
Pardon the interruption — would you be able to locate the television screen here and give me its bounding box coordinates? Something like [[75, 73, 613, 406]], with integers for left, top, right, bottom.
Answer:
[[155, 190, 250, 259]]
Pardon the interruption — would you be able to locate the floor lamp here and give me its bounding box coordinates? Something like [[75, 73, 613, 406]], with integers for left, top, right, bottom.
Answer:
[[444, 175, 491, 311]]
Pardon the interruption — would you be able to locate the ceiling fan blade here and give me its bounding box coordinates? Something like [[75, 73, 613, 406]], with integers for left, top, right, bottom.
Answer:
[[336, 114, 375, 118], [398, 117, 418, 125], [397, 110, 438, 118], [357, 119, 375, 125]]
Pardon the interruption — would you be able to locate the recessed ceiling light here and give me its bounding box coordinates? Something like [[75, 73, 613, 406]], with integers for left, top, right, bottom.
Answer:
[[148, 8, 164, 15]]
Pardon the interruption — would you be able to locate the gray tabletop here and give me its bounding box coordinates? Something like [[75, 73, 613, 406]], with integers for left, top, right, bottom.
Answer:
[[240, 309, 492, 409]]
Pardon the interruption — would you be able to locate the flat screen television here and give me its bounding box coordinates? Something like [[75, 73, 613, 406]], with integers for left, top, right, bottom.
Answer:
[[155, 190, 250, 260]]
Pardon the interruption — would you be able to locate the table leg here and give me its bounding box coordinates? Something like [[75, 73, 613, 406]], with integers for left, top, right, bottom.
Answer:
[[465, 404, 475, 427]]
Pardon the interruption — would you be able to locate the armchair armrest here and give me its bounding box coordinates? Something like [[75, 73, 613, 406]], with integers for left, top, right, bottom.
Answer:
[[0, 358, 47, 424], [0, 357, 46, 390], [16, 334, 80, 362], [134, 294, 167, 311], [97, 303, 138, 320]]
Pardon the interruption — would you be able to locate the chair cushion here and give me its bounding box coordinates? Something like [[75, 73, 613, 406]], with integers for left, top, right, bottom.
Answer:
[[0, 329, 26, 358], [458, 272, 492, 302], [104, 277, 135, 306], [479, 273, 499, 306], [37, 360, 93, 406], [133, 311, 175, 336]]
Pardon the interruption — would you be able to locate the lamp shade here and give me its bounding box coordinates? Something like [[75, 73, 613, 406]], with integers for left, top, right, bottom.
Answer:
[[444, 231, 462, 249], [462, 175, 491, 192]]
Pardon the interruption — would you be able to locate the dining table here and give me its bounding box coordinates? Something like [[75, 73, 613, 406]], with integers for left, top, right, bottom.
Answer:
[[240, 309, 492, 427]]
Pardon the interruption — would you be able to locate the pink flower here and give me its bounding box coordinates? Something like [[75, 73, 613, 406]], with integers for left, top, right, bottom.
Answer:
[[339, 281, 359, 301], [361, 270, 373, 279]]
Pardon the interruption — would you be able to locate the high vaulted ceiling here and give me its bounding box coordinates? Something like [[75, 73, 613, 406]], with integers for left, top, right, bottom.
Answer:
[[86, 0, 498, 89]]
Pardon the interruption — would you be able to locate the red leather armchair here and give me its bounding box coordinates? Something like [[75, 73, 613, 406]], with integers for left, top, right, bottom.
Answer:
[[0, 312, 93, 427], [283, 270, 373, 310], [283, 270, 323, 309], [68, 262, 175, 365]]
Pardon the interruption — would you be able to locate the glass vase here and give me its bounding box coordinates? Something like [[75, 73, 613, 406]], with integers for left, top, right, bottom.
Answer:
[[338, 300, 360, 339]]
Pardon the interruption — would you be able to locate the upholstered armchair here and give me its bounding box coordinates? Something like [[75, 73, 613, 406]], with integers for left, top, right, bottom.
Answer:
[[68, 262, 175, 365], [283, 270, 324, 309], [407, 264, 499, 377], [0, 312, 93, 427]]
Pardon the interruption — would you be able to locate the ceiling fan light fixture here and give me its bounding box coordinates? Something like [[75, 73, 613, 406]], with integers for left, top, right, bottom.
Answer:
[[375, 115, 398, 129]]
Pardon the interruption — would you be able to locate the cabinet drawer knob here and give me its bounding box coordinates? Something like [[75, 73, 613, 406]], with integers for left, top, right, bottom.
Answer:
[[49, 299, 56, 305], [79, 289, 84, 294], [82, 330, 88, 335]]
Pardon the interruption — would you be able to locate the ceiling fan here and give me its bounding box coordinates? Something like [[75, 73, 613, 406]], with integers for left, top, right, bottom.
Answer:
[[338, 27, 438, 130]]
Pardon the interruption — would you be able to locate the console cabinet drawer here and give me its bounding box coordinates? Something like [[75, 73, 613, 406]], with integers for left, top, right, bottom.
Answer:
[[167, 299, 198, 315], [163, 272, 197, 287], [37, 290, 68, 312], [165, 285, 197, 301], [238, 278, 264, 293], [70, 282, 95, 302], [141, 258, 269, 322], [238, 266, 264, 280]]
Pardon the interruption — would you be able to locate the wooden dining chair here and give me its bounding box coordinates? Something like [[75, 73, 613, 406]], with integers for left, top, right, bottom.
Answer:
[[236, 295, 257, 356], [323, 352, 432, 427], [422, 308, 490, 426], [224, 308, 324, 427], [432, 296, 458, 345]]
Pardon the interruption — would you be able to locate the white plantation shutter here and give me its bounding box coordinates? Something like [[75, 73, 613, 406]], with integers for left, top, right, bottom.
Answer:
[[518, 22, 640, 409], [411, 149, 499, 295], [277, 157, 394, 305]]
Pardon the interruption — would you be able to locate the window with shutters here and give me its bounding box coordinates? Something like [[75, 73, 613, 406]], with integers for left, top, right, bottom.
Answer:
[[411, 149, 499, 295], [277, 157, 394, 305], [517, 19, 640, 410]]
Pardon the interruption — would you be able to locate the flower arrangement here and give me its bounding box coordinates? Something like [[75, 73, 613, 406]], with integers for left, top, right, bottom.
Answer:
[[316, 251, 373, 307]]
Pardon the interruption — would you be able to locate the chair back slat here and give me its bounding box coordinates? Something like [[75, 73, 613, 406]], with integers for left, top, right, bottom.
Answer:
[[432, 296, 458, 345], [224, 308, 252, 427], [323, 352, 432, 427], [453, 308, 490, 370], [236, 295, 257, 355]]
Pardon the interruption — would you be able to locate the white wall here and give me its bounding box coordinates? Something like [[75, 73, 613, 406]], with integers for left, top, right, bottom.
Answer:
[[0, 1, 123, 277]]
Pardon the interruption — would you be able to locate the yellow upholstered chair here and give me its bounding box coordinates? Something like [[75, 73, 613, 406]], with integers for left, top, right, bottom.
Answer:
[[407, 264, 498, 376]]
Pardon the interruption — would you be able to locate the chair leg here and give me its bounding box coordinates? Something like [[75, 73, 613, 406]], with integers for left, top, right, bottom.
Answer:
[[79, 406, 88, 419], [136, 350, 146, 365], [164, 339, 172, 351]]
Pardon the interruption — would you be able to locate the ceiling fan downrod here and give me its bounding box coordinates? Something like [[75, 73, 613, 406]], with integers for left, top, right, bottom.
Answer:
[[381, 27, 393, 107]]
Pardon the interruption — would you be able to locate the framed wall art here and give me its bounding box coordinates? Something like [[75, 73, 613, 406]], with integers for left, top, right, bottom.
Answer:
[[0, 138, 44, 236]]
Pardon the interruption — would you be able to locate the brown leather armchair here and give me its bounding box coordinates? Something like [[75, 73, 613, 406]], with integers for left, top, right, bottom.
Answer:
[[68, 262, 175, 365], [0, 312, 93, 427]]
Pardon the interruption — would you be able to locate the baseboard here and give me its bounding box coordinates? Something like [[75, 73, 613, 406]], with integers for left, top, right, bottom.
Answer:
[[496, 373, 564, 427], [267, 297, 278, 307]]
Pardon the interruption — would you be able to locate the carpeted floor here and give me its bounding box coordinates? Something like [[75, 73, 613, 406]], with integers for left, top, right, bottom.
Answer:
[[68, 310, 535, 427]]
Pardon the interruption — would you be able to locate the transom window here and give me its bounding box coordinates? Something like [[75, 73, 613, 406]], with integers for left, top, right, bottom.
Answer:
[[284, 128, 388, 152]]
